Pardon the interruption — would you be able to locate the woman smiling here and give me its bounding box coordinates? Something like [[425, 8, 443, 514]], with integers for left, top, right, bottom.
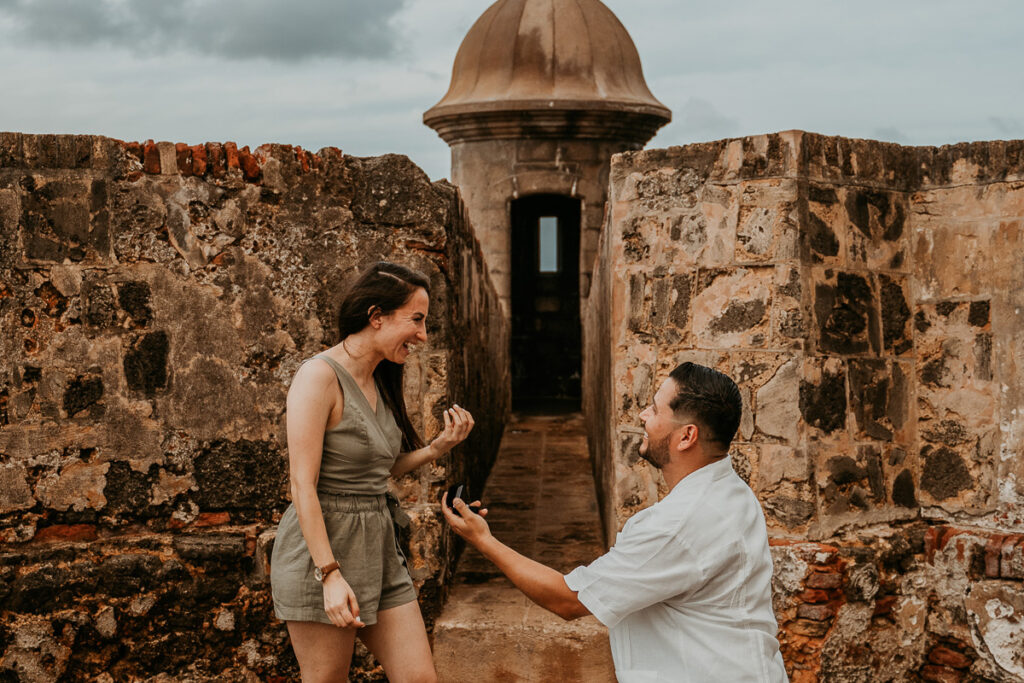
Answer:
[[271, 261, 473, 682]]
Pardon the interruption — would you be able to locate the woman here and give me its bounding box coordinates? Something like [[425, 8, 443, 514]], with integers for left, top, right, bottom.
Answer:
[[271, 261, 474, 682]]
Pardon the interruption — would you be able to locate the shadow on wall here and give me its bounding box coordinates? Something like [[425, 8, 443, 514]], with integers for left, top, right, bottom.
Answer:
[[0, 133, 508, 681]]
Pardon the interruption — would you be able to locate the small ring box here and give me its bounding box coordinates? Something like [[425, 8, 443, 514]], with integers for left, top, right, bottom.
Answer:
[[440, 483, 481, 517]]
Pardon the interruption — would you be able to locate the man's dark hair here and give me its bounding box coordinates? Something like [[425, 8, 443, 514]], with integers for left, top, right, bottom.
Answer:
[[667, 362, 743, 449]]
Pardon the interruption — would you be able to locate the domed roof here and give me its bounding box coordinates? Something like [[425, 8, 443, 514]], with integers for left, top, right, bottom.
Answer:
[[424, 0, 671, 143]]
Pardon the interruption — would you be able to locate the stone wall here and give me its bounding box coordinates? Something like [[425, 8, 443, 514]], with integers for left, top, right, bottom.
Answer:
[[449, 137, 641, 309], [0, 134, 509, 681], [583, 132, 1024, 681]]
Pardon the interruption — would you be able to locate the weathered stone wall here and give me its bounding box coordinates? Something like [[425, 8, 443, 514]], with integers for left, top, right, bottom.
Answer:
[[583, 132, 1024, 681], [0, 134, 509, 681], [449, 137, 642, 308]]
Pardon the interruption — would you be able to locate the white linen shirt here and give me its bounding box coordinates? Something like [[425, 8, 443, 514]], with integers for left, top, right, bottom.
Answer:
[[564, 456, 788, 683]]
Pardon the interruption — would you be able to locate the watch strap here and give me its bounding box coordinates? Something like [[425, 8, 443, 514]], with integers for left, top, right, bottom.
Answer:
[[316, 561, 340, 582]]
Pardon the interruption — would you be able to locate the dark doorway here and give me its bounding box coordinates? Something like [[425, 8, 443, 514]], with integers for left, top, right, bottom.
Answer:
[[510, 194, 581, 412]]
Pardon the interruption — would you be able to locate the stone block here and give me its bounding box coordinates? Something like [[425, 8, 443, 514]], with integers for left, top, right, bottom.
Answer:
[[735, 179, 799, 263], [878, 274, 912, 354], [172, 533, 247, 562], [799, 357, 846, 435], [21, 134, 94, 169], [847, 358, 910, 441], [819, 445, 888, 516], [843, 187, 908, 271], [692, 267, 773, 348], [0, 463, 35, 513], [754, 358, 800, 443], [756, 446, 808, 490], [20, 178, 108, 264], [1001, 536, 1024, 579], [156, 142, 177, 176], [812, 269, 879, 355], [192, 439, 287, 511], [963, 583, 1024, 678], [34, 461, 109, 512], [123, 331, 168, 397], [919, 444, 974, 502]]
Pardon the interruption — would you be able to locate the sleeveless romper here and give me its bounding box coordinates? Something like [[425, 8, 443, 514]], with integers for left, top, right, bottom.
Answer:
[[270, 355, 417, 625]]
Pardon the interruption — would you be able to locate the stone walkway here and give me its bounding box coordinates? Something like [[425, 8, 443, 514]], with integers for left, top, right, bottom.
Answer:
[[432, 413, 615, 682]]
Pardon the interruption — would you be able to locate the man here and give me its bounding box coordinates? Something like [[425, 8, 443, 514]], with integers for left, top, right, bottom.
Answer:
[[442, 362, 788, 682]]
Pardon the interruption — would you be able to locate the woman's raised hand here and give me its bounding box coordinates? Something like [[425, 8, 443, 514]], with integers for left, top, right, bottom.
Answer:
[[323, 573, 364, 629], [431, 405, 475, 456]]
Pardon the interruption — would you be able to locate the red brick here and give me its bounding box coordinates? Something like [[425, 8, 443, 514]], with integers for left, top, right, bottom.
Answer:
[[206, 143, 225, 178], [194, 512, 230, 528], [224, 141, 240, 170], [238, 145, 261, 182], [920, 664, 963, 683], [928, 645, 972, 670], [296, 147, 310, 173], [797, 603, 837, 621], [190, 145, 207, 176], [985, 534, 1007, 578], [873, 595, 897, 617], [34, 524, 98, 543], [124, 141, 143, 163], [175, 142, 192, 176], [787, 618, 830, 637], [806, 571, 842, 589], [143, 140, 160, 174], [797, 589, 831, 603]]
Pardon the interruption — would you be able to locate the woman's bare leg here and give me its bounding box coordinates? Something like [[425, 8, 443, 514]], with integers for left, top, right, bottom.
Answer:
[[358, 601, 437, 683], [287, 621, 358, 682]]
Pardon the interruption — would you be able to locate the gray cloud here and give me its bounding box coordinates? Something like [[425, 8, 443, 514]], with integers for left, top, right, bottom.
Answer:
[[0, 0, 408, 61], [873, 127, 907, 142], [674, 97, 739, 142], [990, 117, 1023, 138]]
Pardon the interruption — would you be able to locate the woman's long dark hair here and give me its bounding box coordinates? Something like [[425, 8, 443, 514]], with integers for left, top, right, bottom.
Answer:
[[338, 261, 429, 452]]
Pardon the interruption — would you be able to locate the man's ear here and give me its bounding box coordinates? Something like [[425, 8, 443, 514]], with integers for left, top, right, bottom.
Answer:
[[675, 424, 698, 452]]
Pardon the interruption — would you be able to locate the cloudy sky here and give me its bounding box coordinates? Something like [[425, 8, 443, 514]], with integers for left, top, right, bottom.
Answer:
[[1, 0, 1022, 180]]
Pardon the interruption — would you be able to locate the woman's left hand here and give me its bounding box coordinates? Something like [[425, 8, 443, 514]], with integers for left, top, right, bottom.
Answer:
[[431, 405, 475, 457]]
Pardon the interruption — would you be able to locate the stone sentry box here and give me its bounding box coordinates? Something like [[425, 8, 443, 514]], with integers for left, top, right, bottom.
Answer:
[[584, 131, 1024, 681], [0, 133, 509, 681]]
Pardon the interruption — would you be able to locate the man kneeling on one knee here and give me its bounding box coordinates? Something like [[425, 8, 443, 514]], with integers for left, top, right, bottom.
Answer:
[[442, 362, 788, 683]]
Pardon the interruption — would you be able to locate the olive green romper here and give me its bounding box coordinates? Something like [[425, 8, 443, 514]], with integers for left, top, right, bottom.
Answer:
[[270, 355, 417, 625]]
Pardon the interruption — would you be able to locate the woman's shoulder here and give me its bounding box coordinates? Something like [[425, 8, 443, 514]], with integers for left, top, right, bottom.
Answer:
[[290, 356, 341, 393]]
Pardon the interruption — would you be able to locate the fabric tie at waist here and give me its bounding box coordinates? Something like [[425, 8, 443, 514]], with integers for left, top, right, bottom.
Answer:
[[385, 491, 411, 529]]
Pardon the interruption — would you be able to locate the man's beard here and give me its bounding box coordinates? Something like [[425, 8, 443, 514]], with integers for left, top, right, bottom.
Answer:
[[638, 433, 670, 469]]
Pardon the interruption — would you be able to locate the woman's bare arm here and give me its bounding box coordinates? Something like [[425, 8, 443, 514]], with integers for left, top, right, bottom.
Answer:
[[287, 359, 362, 627], [390, 405, 474, 477]]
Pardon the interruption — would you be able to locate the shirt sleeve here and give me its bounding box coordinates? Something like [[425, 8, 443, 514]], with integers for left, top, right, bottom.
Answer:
[[564, 516, 703, 629]]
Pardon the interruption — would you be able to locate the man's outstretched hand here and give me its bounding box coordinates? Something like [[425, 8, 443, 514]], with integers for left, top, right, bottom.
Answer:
[[441, 492, 490, 546]]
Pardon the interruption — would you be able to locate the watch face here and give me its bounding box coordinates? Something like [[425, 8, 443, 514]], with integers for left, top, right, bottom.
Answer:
[[314, 566, 323, 582]]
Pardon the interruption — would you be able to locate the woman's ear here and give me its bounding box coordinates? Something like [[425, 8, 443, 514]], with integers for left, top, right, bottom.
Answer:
[[368, 305, 383, 329]]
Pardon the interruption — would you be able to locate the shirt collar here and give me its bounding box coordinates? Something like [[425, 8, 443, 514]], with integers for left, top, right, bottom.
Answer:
[[666, 454, 734, 499]]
